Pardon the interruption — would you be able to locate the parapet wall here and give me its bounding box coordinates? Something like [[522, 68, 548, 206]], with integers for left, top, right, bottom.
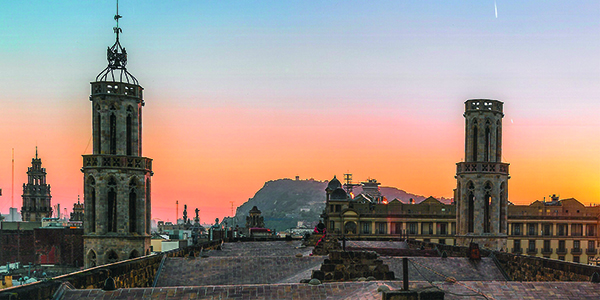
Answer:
[[0, 240, 221, 300], [407, 239, 600, 282]]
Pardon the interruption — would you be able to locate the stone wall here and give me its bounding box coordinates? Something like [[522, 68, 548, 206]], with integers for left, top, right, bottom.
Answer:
[[0, 240, 221, 300], [407, 239, 600, 282], [311, 250, 394, 281]]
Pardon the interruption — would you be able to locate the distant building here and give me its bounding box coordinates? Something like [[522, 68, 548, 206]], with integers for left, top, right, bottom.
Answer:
[[69, 198, 84, 227], [322, 100, 599, 264], [21, 149, 53, 222]]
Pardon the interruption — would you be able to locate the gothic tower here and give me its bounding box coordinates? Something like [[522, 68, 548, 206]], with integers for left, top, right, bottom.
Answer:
[[82, 8, 153, 268], [21, 148, 53, 222], [455, 99, 509, 250]]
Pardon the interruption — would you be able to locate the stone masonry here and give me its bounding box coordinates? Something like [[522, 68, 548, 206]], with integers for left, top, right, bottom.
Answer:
[[82, 12, 152, 268], [312, 250, 395, 282], [455, 99, 509, 251]]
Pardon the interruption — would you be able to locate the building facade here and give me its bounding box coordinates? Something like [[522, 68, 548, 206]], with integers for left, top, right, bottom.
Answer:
[[21, 149, 53, 222], [322, 100, 599, 264], [82, 11, 153, 268]]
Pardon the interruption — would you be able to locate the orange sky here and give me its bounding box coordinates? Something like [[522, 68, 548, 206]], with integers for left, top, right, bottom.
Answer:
[[0, 1, 599, 223]]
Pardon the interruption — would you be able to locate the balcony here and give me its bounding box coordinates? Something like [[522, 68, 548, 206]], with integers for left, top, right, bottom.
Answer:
[[556, 248, 567, 255], [571, 248, 582, 255], [83, 155, 153, 173], [456, 162, 509, 175], [526, 248, 538, 255], [541, 248, 553, 255], [586, 248, 597, 255], [91, 81, 143, 99], [511, 248, 523, 254]]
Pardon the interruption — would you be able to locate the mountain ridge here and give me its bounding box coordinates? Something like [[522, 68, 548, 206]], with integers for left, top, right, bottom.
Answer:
[[233, 178, 452, 231]]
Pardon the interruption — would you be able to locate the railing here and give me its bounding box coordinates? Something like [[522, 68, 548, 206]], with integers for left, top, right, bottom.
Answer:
[[541, 248, 553, 255], [83, 155, 152, 172], [456, 162, 509, 175], [557, 248, 567, 255], [91, 81, 143, 99], [526, 248, 537, 255], [571, 248, 582, 255], [586, 248, 597, 255], [511, 248, 523, 254]]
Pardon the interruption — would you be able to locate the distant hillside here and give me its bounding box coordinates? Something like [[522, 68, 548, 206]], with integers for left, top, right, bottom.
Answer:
[[233, 178, 451, 231]]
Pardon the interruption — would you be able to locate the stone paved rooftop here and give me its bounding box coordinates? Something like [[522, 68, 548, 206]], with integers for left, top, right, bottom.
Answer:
[[383, 257, 507, 281], [60, 281, 600, 300]]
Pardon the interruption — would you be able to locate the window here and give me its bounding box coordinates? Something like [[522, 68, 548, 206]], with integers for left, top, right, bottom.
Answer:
[[330, 221, 335, 231], [376, 222, 387, 235], [558, 240, 566, 253], [543, 240, 551, 253], [129, 178, 137, 233], [528, 240, 536, 252], [573, 240, 581, 250], [439, 239, 446, 245], [588, 240, 596, 251], [408, 222, 418, 235], [558, 256, 565, 261], [557, 224, 568, 236], [573, 256, 580, 263], [543, 224, 552, 236], [513, 240, 521, 252], [512, 223, 522, 236], [527, 224, 537, 236], [437, 223, 448, 235], [392, 222, 402, 234], [361, 222, 371, 235], [572, 224, 583, 237], [107, 177, 118, 232], [109, 113, 117, 155], [586, 225, 596, 237]]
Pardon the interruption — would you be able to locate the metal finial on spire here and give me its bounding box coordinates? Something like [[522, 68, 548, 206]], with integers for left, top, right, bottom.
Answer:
[[113, 0, 122, 40], [36, 146, 38, 159], [96, 0, 138, 85]]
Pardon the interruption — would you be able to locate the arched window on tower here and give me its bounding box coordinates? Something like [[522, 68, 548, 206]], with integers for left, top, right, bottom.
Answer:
[[467, 181, 475, 233], [95, 105, 101, 153], [127, 106, 133, 156], [88, 176, 96, 232], [129, 178, 137, 233], [110, 113, 117, 155], [107, 177, 117, 232], [496, 120, 502, 162], [484, 182, 492, 233], [146, 178, 151, 234], [472, 121, 478, 162], [485, 120, 491, 162], [106, 249, 119, 264], [499, 182, 506, 234], [87, 249, 97, 268]]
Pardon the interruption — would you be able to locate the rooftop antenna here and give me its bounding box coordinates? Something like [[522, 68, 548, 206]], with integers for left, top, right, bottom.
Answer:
[[343, 173, 359, 196], [176, 200, 179, 222], [11, 148, 14, 209], [230, 201, 234, 217]]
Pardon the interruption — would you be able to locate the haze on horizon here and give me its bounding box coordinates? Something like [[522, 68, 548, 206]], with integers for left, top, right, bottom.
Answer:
[[0, 1, 598, 223]]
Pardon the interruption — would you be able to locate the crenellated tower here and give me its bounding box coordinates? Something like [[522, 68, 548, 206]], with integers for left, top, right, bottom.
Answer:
[[82, 6, 153, 268], [21, 148, 53, 222], [455, 99, 509, 250]]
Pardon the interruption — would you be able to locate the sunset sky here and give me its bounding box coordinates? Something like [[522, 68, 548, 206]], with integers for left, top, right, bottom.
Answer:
[[0, 1, 598, 224]]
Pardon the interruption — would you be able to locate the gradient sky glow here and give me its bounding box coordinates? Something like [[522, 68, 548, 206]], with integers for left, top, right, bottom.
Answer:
[[1, 1, 599, 224]]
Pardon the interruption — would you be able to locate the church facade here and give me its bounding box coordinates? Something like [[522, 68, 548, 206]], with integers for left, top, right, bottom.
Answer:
[[82, 11, 153, 268]]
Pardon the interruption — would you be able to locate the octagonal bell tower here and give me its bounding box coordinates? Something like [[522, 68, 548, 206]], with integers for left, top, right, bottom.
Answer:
[[455, 99, 509, 251], [83, 6, 153, 268]]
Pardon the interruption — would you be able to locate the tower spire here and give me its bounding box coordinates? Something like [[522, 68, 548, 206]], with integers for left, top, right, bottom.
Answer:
[[96, 0, 138, 85]]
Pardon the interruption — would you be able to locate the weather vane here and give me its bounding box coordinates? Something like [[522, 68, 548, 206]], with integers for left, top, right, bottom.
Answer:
[[113, 0, 123, 39]]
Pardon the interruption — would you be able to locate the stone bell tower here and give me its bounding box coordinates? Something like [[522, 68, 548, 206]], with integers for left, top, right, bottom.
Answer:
[[455, 99, 509, 251], [21, 148, 53, 222], [82, 7, 153, 268]]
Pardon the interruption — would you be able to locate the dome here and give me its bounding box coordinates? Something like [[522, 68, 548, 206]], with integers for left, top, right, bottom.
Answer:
[[330, 188, 348, 201], [326, 175, 342, 191]]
